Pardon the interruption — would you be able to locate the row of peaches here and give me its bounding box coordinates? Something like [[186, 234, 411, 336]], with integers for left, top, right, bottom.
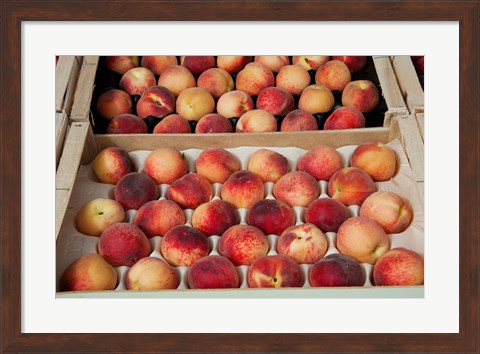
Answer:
[[95, 55, 378, 134]]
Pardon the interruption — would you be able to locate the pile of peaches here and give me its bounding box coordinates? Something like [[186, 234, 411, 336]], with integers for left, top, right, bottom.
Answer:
[[60, 141, 423, 292], [93, 55, 381, 134]]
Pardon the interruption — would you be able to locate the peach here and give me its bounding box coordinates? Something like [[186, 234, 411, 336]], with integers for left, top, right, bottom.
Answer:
[[114, 172, 159, 210], [304, 197, 350, 233], [176, 87, 215, 121], [292, 56, 330, 71], [272, 171, 320, 207], [216, 55, 253, 73], [195, 113, 233, 133], [298, 84, 335, 114], [256, 87, 295, 116], [297, 144, 343, 181], [105, 56, 139, 75], [216, 90, 254, 118], [119, 67, 156, 96], [140, 55, 178, 75], [166, 173, 213, 210], [342, 80, 380, 113], [309, 253, 365, 287], [336, 216, 390, 264], [191, 200, 239, 237], [125, 257, 179, 290], [92, 147, 135, 185], [143, 147, 188, 185], [254, 55, 290, 73], [247, 148, 289, 183], [136, 85, 176, 119], [160, 225, 209, 267], [247, 255, 303, 288], [180, 55, 216, 75], [235, 62, 275, 96], [359, 191, 413, 234], [247, 199, 296, 235], [220, 170, 265, 209], [350, 141, 397, 181], [373, 248, 424, 286], [157, 65, 196, 97], [60, 253, 118, 291], [315, 59, 352, 92], [96, 89, 133, 121], [98, 222, 152, 267], [133, 199, 186, 238], [75, 198, 125, 237], [236, 109, 277, 133], [107, 113, 148, 134], [187, 255, 239, 289], [280, 109, 318, 132], [277, 223, 328, 264], [331, 56, 367, 73], [195, 148, 241, 184], [327, 167, 376, 206], [218, 225, 269, 266], [152, 114, 192, 134], [276, 64, 312, 96], [323, 106, 366, 130], [197, 68, 234, 99]]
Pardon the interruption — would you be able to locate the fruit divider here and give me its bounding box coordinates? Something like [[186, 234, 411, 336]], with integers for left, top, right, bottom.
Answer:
[[56, 139, 424, 294]]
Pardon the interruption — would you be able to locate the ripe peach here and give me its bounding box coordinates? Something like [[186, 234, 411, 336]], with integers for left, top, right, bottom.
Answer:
[[373, 248, 424, 286], [143, 147, 188, 185], [304, 197, 350, 233], [197, 68, 234, 99], [309, 253, 365, 287], [140, 55, 178, 75], [191, 200, 239, 237], [98, 222, 152, 267], [96, 89, 133, 121], [298, 84, 335, 114], [323, 106, 366, 130], [176, 87, 215, 121], [216, 55, 253, 74], [331, 56, 367, 73], [92, 147, 135, 185], [195, 148, 241, 184], [327, 167, 376, 206], [297, 144, 343, 181], [166, 173, 213, 210], [342, 80, 380, 113], [276, 64, 311, 96], [292, 56, 330, 71], [254, 56, 290, 73], [256, 87, 295, 116], [220, 170, 265, 209], [157, 65, 196, 97], [350, 141, 397, 181], [180, 55, 216, 75], [359, 191, 413, 234], [272, 171, 320, 207], [187, 255, 239, 289], [315, 59, 352, 92], [235, 62, 275, 96], [133, 199, 186, 238], [114, 172, 159, 210], [195, 113, 233, 133], [125, 257, 179, 290], [236, 109, 277, 133], [75, 198, 125, 237], [160, 225, 209, 267], [105, 56, 139, 75], [218, 225, 269, 266], [247, 255, 303, 288], [107, 113, 148, 134], [336, 216, 390, 264], [119, 67, 156, 96], [247, 148, 289, 183], [60, 253, 118, 292], [152, 114, 192, 134], [136, 85, 176, 119], [246, 199, 296, 235], [280, 109, 318, 132], [277, 223, 328, 264], [216, 90, 254, 119]]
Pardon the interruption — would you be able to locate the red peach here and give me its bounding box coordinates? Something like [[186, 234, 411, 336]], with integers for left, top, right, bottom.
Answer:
[[218, 225, 269, 266], [136, 85, 176, 119], [342, 80, 380, 113], [96, 89, 133, 121], [143, 148, 188, 185], [254, 56, 290, 73], [236, 109, 277, 133], [161, 225, 209, 267], [309, 253, 365, 287], [298, 84, 335, 114], [195, 148, 241, 184], [350, 141, 397, 181], [195, 113, 233, 133], [75, 198, 125, 237], [277, 223, 328, 264], [166, 173, 213, 210], [180, 55, 216, 75], [272, 171, 320, 207], [157, 65, 196, 97], [105, 56, 139, 74], [119, 67, 156, 96], [114, 172, 159, 210], [280, 109, 318, 132], [197, 68, 234, 99], [247, 255, 303, 288], [92, 147, 135, 185], [292, 56, 330, 71], [247, 148, 289, 183], [246, 199, 296, 235], [187, 255, 239, 289], [256, 87, 295, 116], [323, 106, 366, 130], [191, 200, 239, 237], [125, 256, 179, 290], [315, 59, 351, 92], [297, 144, 343, 181], [107, 113, 148, 134], [220, 170, 265, 209], [152, 114, 192, 134], [327, 167, 376, 206], [331, 56, 367, 73], [235, 62, 275, 96], [304, 197, 350, 233], [133, 199, 186, 237], [373, 247, 424, 286], [216, 90, 254, 119], [216, 56, 253, 73], [141, 56, 178, 75], [176, 87, 215, 121], [276, 64, 312, 96]]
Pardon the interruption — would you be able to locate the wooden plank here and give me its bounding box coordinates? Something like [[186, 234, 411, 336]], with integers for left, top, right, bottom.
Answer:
[[55, 112, 68, 169], [416, 112, 425, 141], [70, 56, 99, 122], [416, 181, 424, 208], [390, 55, 424, 114], [55, 56, 75, 112]]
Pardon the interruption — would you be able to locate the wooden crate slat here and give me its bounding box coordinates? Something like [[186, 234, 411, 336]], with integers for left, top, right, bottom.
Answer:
[[55, 56, 82, 113], [416, 112, 425, 141], [70, 56, 99, 122], [390, 55, 424, 114], [55, 112, 68, 169]]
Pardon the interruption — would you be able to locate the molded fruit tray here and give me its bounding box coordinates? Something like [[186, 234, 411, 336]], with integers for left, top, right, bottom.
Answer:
[[56, 139, 424, 295]]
